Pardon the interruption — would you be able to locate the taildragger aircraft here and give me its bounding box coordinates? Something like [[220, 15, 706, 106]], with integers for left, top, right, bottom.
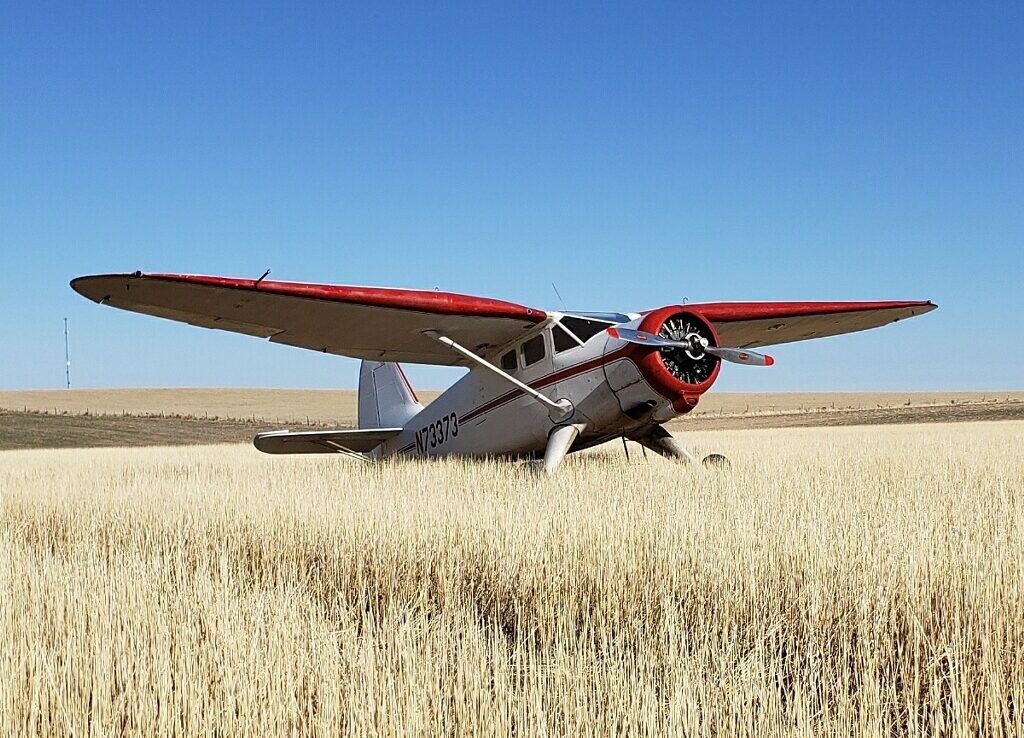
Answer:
[[72, 272, 936, 472]]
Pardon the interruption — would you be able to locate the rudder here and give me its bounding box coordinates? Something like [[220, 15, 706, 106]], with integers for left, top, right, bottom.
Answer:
[[358, 361, 424, 429]]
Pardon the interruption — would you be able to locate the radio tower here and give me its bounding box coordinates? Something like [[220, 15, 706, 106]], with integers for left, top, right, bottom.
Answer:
[[64, 317, 71, 389]]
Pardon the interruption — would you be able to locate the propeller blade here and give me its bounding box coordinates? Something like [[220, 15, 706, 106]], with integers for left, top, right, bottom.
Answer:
[[608, 327, 774, 366], [606, 327, 676, 347], [705, 346, 774, 366]]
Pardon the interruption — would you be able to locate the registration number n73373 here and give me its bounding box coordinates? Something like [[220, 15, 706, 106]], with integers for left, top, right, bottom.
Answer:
[[414, 412, 459, 454]]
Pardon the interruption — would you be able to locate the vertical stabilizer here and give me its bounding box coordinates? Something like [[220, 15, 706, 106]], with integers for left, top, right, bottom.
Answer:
[[358, 361, 424, 429]]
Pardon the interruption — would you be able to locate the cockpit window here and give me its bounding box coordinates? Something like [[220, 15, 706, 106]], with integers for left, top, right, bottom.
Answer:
[[555, 315, 615, 352], [553, 324, 579, 353], [500, 349, 518, 372]]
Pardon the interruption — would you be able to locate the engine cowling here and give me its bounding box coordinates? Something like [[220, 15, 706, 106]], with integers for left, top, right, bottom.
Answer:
[[627, 306, 722, 413]]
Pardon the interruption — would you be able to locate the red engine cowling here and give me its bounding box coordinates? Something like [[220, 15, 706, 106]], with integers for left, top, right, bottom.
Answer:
[[627, 306, 722, 413]]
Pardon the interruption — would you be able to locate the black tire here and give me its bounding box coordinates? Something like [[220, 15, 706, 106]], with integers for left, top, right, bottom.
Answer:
[[701, 453, 731, 470]]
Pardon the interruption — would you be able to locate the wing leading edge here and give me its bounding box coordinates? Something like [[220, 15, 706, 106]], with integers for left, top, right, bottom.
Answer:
[[70, 272, 547, 366], [683, 300, 937, 348]]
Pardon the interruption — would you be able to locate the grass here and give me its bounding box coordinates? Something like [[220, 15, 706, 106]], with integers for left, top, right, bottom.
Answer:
[[2, 422, 1023, 736]]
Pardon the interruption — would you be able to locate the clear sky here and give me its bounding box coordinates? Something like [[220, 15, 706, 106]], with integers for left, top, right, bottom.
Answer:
[[2, 2, 1021, 392]]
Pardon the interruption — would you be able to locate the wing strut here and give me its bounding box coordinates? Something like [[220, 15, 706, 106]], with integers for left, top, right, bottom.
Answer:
[[423, 331, 573, 421]]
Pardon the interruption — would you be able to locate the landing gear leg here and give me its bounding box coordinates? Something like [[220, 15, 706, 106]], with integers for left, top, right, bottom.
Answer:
[[637, 426, 696, 463], [543, 423, 586, 474], [638, 426, 731, 469]]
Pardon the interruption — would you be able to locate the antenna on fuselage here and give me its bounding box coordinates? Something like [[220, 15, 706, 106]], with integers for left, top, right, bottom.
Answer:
[[551, 282, 567, 311]]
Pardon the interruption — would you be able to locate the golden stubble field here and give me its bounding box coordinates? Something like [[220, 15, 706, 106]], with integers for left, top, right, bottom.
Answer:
[[2, 422, 1023, 737], [3, 388, 1021, 424]]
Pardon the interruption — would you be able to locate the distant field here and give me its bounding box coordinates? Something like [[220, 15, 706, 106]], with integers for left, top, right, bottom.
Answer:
[[0, 411, 275, 450], [0, 388, 442, 425], [3, 422, 1022, 735], [1, 389, 1021, 450], [2, 388, 1021, 422]]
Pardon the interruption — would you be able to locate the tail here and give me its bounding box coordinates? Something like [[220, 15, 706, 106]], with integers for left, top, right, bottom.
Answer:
[[358, 360, 424, 429]]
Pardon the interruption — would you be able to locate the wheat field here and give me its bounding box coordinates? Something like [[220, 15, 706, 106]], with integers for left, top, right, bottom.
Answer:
[[2, 422, 1023, 737]]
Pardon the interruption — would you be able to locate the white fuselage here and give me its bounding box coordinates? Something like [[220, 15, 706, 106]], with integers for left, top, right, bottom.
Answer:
[[377, 318, 685, 460]]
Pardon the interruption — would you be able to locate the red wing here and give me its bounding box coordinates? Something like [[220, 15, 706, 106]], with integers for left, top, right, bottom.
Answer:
[[685, 300, 937, 348], [71, 273, 547, 366]]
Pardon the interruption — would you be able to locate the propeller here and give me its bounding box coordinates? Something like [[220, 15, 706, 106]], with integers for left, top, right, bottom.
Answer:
[[607, 326, 774, 367]]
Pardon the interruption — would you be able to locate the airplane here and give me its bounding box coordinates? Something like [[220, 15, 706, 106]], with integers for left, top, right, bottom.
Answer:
[[71, 272, 936, 472]]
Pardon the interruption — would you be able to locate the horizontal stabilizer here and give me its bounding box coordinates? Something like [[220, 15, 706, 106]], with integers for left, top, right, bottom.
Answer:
[[254, 428, 402, 455]]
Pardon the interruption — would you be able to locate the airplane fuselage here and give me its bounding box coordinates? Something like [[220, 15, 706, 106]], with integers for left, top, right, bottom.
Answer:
[[378, 316, 687, 460]]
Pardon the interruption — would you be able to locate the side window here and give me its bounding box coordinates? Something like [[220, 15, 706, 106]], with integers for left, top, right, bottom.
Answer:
[[521, 334, 546, 366], [553, 324, 579, 353], [500, 350, 517, 372]]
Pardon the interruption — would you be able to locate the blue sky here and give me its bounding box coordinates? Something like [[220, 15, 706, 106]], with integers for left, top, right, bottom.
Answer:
[[2, 1, 1021, 392]]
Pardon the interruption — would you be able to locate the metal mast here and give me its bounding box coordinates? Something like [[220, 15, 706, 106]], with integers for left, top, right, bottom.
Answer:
[[64, 317, 71, 389]]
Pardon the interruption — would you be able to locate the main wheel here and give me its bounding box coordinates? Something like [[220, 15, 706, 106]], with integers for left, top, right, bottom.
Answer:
[[701, 453, 731, 470]]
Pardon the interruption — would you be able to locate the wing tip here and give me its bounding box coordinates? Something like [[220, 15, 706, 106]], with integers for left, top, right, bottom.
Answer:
[[69, 274, 105, 302], [70, 271, 146, 302], [911, 300, 938, 317]]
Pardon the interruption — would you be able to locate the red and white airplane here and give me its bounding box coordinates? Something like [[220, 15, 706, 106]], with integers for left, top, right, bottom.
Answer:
[[72, 272, 936, 472]]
